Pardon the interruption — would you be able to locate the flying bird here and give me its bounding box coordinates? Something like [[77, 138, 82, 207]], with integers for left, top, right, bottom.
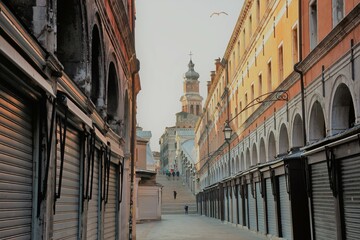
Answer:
[[210, 11, 228, 17]]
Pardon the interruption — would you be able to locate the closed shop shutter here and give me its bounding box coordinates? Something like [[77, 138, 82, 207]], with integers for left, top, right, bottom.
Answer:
[[279, 175, 292, 240], [266, 179, 277, 236], [224, 189, 228, 222], [341, 156, 360, 239], [248, 184, 257, 231], [311, 162, 336, 240], [104, 163, 118, 240], [232, 188, 236, 223], [0, 86, 34, 239], [245, 186, 248, 227], [86, 150, 100, 240], [256, 182, 265, 234], [53, 127, 81, 240], [238, 186, 243, 225]]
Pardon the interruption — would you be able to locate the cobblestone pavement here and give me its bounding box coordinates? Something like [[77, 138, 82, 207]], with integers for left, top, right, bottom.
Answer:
[[136, 214, 269, 240]]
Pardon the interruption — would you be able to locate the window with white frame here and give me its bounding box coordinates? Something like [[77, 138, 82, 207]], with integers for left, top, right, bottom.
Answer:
[[332, 0, 344, 26], [310, 0, 318, 50]]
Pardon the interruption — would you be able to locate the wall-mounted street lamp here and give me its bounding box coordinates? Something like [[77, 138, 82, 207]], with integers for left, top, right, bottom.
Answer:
[[223, 121, 232, 176], [222, 90, 288, 176], [223, 121, 232, 141]]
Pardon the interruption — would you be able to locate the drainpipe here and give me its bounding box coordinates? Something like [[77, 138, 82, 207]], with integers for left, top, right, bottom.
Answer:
[[129, 54, 140, 240], [294, 0, 307, 147]]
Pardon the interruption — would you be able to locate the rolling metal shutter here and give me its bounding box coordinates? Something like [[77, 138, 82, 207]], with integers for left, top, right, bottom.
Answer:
[[245, 186, 249, 227], [248, 184, 257, 231], [232, 188, 236, 223], [341, 156, 360, 239], [256, 182, 265, 234], [311, 162, 336, 240], [53, 127, 81, 240], [86, 150, 100, 240], [279, 175, 292, 240], [224, 189, 228, 222], [0, 86, 34, 239], [104, 163, 118, 240], [266, 179, 277, 236], [238, 187, 243, 225]]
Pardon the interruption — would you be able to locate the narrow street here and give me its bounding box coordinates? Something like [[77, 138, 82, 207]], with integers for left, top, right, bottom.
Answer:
[[136, 215, 268, 240]]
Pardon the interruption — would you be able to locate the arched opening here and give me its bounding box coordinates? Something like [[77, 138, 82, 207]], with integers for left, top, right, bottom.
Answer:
[[245, 148, 251, 169], [231, 157, 235, 174], [107, 62, 120, 134], [331, 83, 355, 135], [252, 143, 258, 166], [268, 132, 276, 161], [292, 114, 304, 148], [57, 0, 86, 82], [309, 101, 326, 142], [91, 25, 104, 108], [240, 153, 245, 171], [124, 91, 130, 148], [259, 138, 266, 164], [236, 156, 240, 173], [279, 124, 289, 155]]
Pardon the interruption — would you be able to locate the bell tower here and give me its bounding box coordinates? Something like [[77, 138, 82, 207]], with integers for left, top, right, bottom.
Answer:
[[180, 54, 203, 116]]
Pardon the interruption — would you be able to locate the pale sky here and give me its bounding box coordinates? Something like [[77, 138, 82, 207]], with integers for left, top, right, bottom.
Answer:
[[135, 0, 245, 151]]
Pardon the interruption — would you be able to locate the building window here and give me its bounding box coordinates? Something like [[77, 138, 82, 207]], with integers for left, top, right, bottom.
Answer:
[[229, 60, 232, 78], [239, 101, 242, 124], [310, 0, 318, 50], [292, 25, 299, 64], [232, 52, 235, 71], [258, 73, 262, 96], [251, 84, 254, 112], [242, 29, 246, 53], [190, 105, 194, 114], [332, 0, 344, 26], [278, 44, 284, 82], [245, 93, 248, 119], [196, 105, 200, 115], [256, 0, 260, 24], [267, 61, 272, 92], [249, 15, 252, 37], [237, 41, 241, 62]]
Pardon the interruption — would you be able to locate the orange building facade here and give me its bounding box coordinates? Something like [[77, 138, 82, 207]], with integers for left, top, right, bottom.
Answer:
[[196, 1, 360, 239]]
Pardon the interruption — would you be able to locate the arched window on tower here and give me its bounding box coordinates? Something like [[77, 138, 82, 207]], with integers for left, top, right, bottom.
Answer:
[[190, 105, 194, 114], [196, 105, 200, 115]]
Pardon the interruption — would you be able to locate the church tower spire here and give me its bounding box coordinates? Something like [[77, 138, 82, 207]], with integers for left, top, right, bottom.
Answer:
[[180, 54, 203, 116]]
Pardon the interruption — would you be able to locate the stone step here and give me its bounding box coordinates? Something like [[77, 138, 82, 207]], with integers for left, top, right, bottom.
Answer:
[[156, 174, 196, 215]]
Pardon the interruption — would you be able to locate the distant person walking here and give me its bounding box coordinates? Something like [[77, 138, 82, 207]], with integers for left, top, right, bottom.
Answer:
[[184, 205, 188, 214], [173, 190, 177, 199], [172, 171, 175, 180], [176, 171, 180, 180]]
